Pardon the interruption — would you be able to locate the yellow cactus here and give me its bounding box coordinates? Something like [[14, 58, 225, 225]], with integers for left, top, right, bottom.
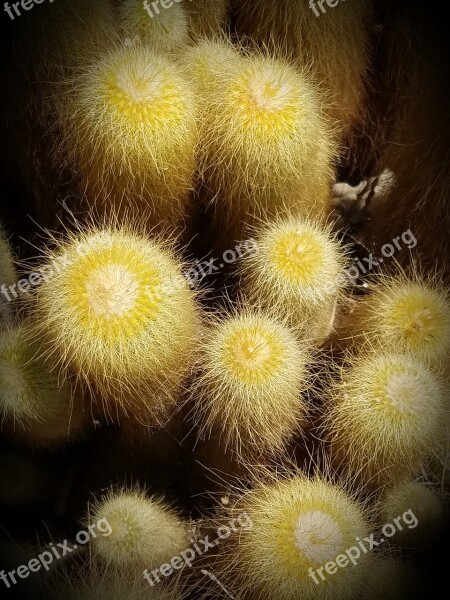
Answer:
[[352, 271, 450, 370], [31, 226, 200, 424], [199, 52, 336, 240], [211, 475, 371, 600], [325, 351, 446, 487], [234, 0, 372, 141], [239, 216, 347, 343], [54, 45, 198, 228], [190, 310, 310, 458], [89, 489, 189, 571]]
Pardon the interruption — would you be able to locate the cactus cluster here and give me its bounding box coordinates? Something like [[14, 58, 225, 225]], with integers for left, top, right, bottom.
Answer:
[[1, 2, 448, 600]]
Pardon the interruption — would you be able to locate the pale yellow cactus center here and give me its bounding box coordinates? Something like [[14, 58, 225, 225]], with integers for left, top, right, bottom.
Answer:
[[85, 263, 140, 319], [384, 287, 448, 349], [370, 364, 430, 418], [102, 510, 141, 550], [383, 371, 427, 415], [270, 230, 325, 284], [233, 65, 301, 133], [113, 59, 165, 104], [249, 75, 291, 112], [294, 511, 343, 564], [102, 53, 184, 126], [62, 239, 167, 342], [261, 480, 367, 581], [223, 325, 284, 384]]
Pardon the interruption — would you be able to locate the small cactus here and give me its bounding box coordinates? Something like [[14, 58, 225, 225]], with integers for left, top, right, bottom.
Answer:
[[325, 351, 446, 487], [190, 309, 310, 459], [239, 216, 347, 343], [89, 489, 189, 572], [53, 45, 198, 227]]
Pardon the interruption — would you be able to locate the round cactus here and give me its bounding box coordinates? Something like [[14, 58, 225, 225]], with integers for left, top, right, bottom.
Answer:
[[199, 52, 336, 241], [210, 475, 371, 600], [89, 489, 189, 571], [190, 309, 310, 459], [234, 0, 372, 141], [239, 216, 347, 343], [31, 226, 200, 424], [53, 45, 198, 228], [325, 351, 446, 487], [351, 271, 450, 370]]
